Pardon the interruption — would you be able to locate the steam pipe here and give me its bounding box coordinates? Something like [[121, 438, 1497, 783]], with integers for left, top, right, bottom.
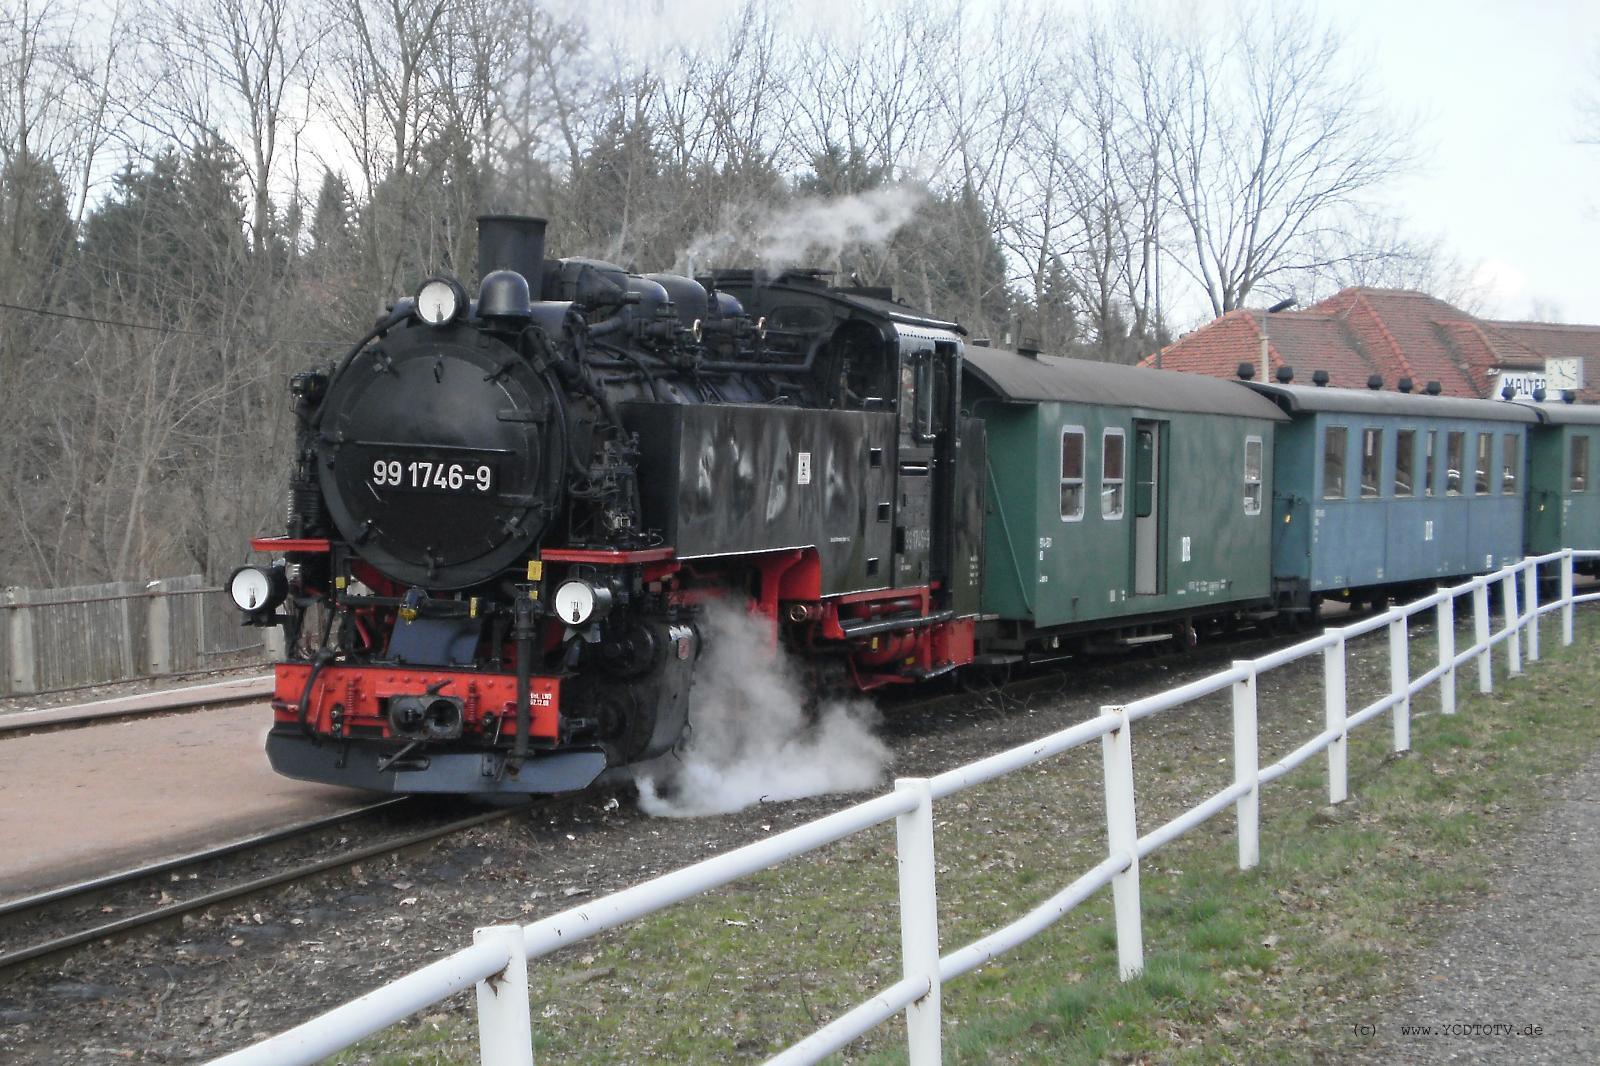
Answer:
[[310, 309, 409, 428], [593, 341, 666, 402], [296, 607, 338, 738], [697, 335, 825, 374], [516, 326, 581, 481], [511, 594, 536, 770], [938, 344, 963, 609]]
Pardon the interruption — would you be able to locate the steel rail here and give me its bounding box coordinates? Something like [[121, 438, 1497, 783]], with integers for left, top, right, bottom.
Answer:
[[0, 805, 520, 974], [0, 799, 411, 921], [0, 677, 275, 736]]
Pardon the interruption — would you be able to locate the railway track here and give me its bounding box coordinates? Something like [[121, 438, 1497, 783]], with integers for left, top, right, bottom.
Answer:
[[0, 674, 274, 737], [0, 797, 525, 975]]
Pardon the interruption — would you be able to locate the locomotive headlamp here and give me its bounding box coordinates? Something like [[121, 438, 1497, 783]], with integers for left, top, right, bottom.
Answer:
[[553, 579, 614, 626], [414, 276, 467, 327], [227, 564, 288, 614]]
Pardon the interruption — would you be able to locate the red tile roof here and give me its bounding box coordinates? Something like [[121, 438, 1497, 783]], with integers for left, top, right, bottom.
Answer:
[[1142, 288, 1600, 402]]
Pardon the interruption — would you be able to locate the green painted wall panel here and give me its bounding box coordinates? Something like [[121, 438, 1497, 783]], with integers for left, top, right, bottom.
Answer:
[[976, 400, 1276, 625], [1527, 426, 1600, 553]]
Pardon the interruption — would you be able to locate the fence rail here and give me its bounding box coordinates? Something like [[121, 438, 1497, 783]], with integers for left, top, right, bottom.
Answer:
[[211, 549, 1593, 1066], [2, 575, 269, 696]]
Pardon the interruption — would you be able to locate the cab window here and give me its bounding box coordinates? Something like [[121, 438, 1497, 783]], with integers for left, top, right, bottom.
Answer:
[[1101, 429, 1125, 520], [1061, 428, 1085, 520], [1360, 428, 1382, 498], [1394, 430, 1416, 497], [1424, 430, 1438, 496], [1244, 436, 1263, 514], [1323, 426, 1348, 499], [1573, 436, 1591, 493], [1474, 433, 1492, 495], [1446, 432, 1465, 495], [1501, 434, 1519, 495]]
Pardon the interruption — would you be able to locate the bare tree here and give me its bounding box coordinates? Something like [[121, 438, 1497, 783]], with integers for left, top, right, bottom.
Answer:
[[788, 0, 949, 193], [924, 0, 1047, 333], [154, 0, 318, 256], [1300, 210, 1485, 312], [320, 0, 456, 291], [1161, 3, 1411, 316]]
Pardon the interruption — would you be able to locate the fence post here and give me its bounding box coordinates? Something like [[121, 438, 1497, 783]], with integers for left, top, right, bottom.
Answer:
[[1501, 570, 1521, 676], [147, 580, 173, 677], [1230, 664, 1260, 870], [1099, 706, 1143, 981], [893, 777, 942, 1066], [1323, 631, 1348, 804], [1389, 615, 1410, 753], [1473, 581, 1492, 694], [1562, 551, 1575, 647], [474, 925, 534, 1066], [5, 588, 36, 696], [1437, 592, 1456, 716], [1524, 563, 1540, 663]]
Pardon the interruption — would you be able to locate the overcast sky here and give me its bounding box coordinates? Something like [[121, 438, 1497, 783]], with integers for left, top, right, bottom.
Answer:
[[1315, 0, 1597, 323]]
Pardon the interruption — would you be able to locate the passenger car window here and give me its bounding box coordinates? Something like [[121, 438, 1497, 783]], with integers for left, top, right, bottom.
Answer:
[[1101, 429, 1125, 520], [1360, 428, 1382, 499], [1474, 433, 1491, 495], [1394, 430, 1415, 497], [1323, 426, 1348, 499], [1424, 431, 1437, 497], [1061, 428, 1085, 521], [1244, 437, 1263, 515], [1446, 432, 1464, 495], [1573, 436, 1590, 493], [1502, 434, 1519, 495]]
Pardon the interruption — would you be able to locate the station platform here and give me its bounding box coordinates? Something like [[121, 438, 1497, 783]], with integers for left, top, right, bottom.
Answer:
[[0, 703, 366, 899]]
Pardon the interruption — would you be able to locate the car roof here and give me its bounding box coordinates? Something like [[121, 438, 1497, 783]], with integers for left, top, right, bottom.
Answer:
[[1245, 382, 1540, 424], [964, 346, 1288, 421], [1516, 401, 1600, 426]]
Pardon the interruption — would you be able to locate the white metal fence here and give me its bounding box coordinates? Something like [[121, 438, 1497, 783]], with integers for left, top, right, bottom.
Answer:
[[1, 575, 269, 696], [211, 549, 1596, 1066]]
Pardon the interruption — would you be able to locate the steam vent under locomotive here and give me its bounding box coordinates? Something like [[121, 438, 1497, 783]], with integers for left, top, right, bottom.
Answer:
[[234, 214, 986, 794]]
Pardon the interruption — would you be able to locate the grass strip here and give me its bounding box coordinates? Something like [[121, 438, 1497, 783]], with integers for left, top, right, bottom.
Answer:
[[342, 609, 1600, 1064]]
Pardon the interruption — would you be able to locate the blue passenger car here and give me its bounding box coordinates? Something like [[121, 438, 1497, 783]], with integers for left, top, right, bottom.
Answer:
[[1245, 383, 1538, 613]]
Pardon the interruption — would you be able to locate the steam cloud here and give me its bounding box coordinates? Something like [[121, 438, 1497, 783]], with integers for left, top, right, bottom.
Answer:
[[677, 183, 930, 276], [633, 601, 891, 818]]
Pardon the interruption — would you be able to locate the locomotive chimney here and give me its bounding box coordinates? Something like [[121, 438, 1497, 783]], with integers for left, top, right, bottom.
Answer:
[[477, 214, 548, 286]]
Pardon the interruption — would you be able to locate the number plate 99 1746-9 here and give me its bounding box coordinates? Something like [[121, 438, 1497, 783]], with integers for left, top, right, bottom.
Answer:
[[368, 456, 496, 495]]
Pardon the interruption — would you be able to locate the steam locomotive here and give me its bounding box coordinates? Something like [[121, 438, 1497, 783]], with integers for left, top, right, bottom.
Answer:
[[234, 215, 986, 795]]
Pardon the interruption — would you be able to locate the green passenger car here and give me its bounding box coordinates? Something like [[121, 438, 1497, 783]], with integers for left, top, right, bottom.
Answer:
[[1525, 402, 1600, 562], [961, 346, 1287, 651]]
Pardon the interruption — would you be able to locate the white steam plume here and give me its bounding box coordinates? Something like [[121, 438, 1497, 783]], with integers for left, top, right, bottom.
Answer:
[[633, 601, 891, 818], [678, 184, 930, 276]]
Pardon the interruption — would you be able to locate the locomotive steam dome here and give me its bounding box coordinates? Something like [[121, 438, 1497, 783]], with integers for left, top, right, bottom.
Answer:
[[315, 322, 563, 589]]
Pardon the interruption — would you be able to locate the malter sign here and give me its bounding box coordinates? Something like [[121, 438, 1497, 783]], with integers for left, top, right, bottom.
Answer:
[[1492, 357, 1584, 400]]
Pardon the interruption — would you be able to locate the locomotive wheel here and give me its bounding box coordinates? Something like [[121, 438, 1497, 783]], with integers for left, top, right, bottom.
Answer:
[[802, 658, 853, 719], [1302, 595, 1324, 631]]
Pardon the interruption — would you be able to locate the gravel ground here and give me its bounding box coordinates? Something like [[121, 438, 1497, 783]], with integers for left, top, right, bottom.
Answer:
[[0, 623, 1457, 1064], [1349, 744, 1600, 1064]]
